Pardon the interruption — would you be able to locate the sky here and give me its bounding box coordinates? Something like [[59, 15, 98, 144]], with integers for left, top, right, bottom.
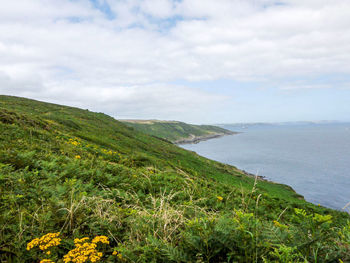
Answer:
[[0, 0, 350, 124]]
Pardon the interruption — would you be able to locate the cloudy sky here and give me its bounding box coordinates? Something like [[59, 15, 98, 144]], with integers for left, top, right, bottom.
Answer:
[[1, 0, 350, 123]]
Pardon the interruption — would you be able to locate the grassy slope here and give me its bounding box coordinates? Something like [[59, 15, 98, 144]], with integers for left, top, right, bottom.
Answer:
[[121, 120, 233, 142], [0, 95, 349, 262]]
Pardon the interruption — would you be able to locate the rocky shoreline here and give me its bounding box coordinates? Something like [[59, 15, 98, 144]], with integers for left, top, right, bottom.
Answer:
[[175, 131, 237, 145], [240, 169, 267, 181]]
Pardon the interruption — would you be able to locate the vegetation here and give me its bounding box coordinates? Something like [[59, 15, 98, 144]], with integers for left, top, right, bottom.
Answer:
[[121, 120, 234, 143], [0, 95, 349, 262]]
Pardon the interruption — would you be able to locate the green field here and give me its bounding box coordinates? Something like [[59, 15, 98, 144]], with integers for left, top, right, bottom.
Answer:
[[121, 120, 234, 143], [0, 95, 349, 262]]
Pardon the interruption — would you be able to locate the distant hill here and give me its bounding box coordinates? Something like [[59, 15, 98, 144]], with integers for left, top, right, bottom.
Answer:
[[121, 119, 235, 143], [0, 95, 349, 262]]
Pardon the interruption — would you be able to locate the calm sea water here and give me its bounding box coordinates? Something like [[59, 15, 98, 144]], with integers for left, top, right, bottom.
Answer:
[[181, 123, 350, 210]]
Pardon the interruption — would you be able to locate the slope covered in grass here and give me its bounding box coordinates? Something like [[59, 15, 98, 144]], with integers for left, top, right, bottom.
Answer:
[[121, 120, 234, 143], [0, 95, 349, 262]]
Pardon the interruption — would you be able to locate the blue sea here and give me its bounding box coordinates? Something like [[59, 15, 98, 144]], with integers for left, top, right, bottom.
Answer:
[[181, 123, 350, 210]]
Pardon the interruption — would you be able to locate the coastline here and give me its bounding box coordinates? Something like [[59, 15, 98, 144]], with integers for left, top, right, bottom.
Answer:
[[240, 169, 305, 200], [178, 136, 305, 200], [175, 131, 238, 145]]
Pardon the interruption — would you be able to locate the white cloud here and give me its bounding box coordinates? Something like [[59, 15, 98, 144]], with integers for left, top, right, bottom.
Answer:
[[141, 0, 175, 18], [0, 0, 349, 122], [280, 84, 331, 90]]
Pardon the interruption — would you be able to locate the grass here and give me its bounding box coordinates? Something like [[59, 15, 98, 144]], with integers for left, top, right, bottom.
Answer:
[[0, 95, 349, 262]]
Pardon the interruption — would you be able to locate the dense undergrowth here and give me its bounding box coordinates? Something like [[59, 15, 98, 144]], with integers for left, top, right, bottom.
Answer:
[[0, 95, 349, 262]]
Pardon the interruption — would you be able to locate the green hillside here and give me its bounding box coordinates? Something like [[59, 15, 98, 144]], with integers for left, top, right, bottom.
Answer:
[[121, 120, 234, 143], [0, 95, 349, 262]]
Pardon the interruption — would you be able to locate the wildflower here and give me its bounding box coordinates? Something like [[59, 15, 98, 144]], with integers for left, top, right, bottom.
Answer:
[[75, 155, 81, 159], [27, 232, 61, 251], [74, 237, 90, 244], [217, 196, 223, 201], [92, 236, 109, 244], [64, 240, 103, 263], [40, 259, 54, 263], [273, 220, 281, 227], [113, 251, 123, 260], [68, 140, 80, 146]]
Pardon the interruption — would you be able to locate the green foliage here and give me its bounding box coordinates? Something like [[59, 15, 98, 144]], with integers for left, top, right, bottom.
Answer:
[[122, 120, 233, 143], [264, 245, 306, 263], [0, 95, 349, 262]]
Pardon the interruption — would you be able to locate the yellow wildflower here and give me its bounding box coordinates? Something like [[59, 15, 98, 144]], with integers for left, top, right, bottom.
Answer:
[[217, 196, 223, 201], [64, 238, 106, 263], [40, 259, 54, 263], [273, 220, 281, 227], [27, 232, 61, 251], [92, 236, 109, 244], [75, 155, 81, 159], [74, 237, 90, 244], [113, 251, 123, 260], [67, 139, 80, 146]]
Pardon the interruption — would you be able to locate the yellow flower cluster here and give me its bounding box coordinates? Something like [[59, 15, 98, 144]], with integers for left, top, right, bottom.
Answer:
[[74, 237, 90, 244], [68, 138, 80, 146], [27, 232, 61, 251], [101, 149, 117, 155], [91, 236, 109, 244], [217, 196, 224, 201], [63, 236, 109, 263], [112, 250, 123, 260], [75, 155, 81, 159], [40, 259, 54, 263], [63, 242, 102, 263]]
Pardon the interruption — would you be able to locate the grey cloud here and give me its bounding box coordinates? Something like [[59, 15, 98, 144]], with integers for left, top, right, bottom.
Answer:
[[0, 71, 45, 94]]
